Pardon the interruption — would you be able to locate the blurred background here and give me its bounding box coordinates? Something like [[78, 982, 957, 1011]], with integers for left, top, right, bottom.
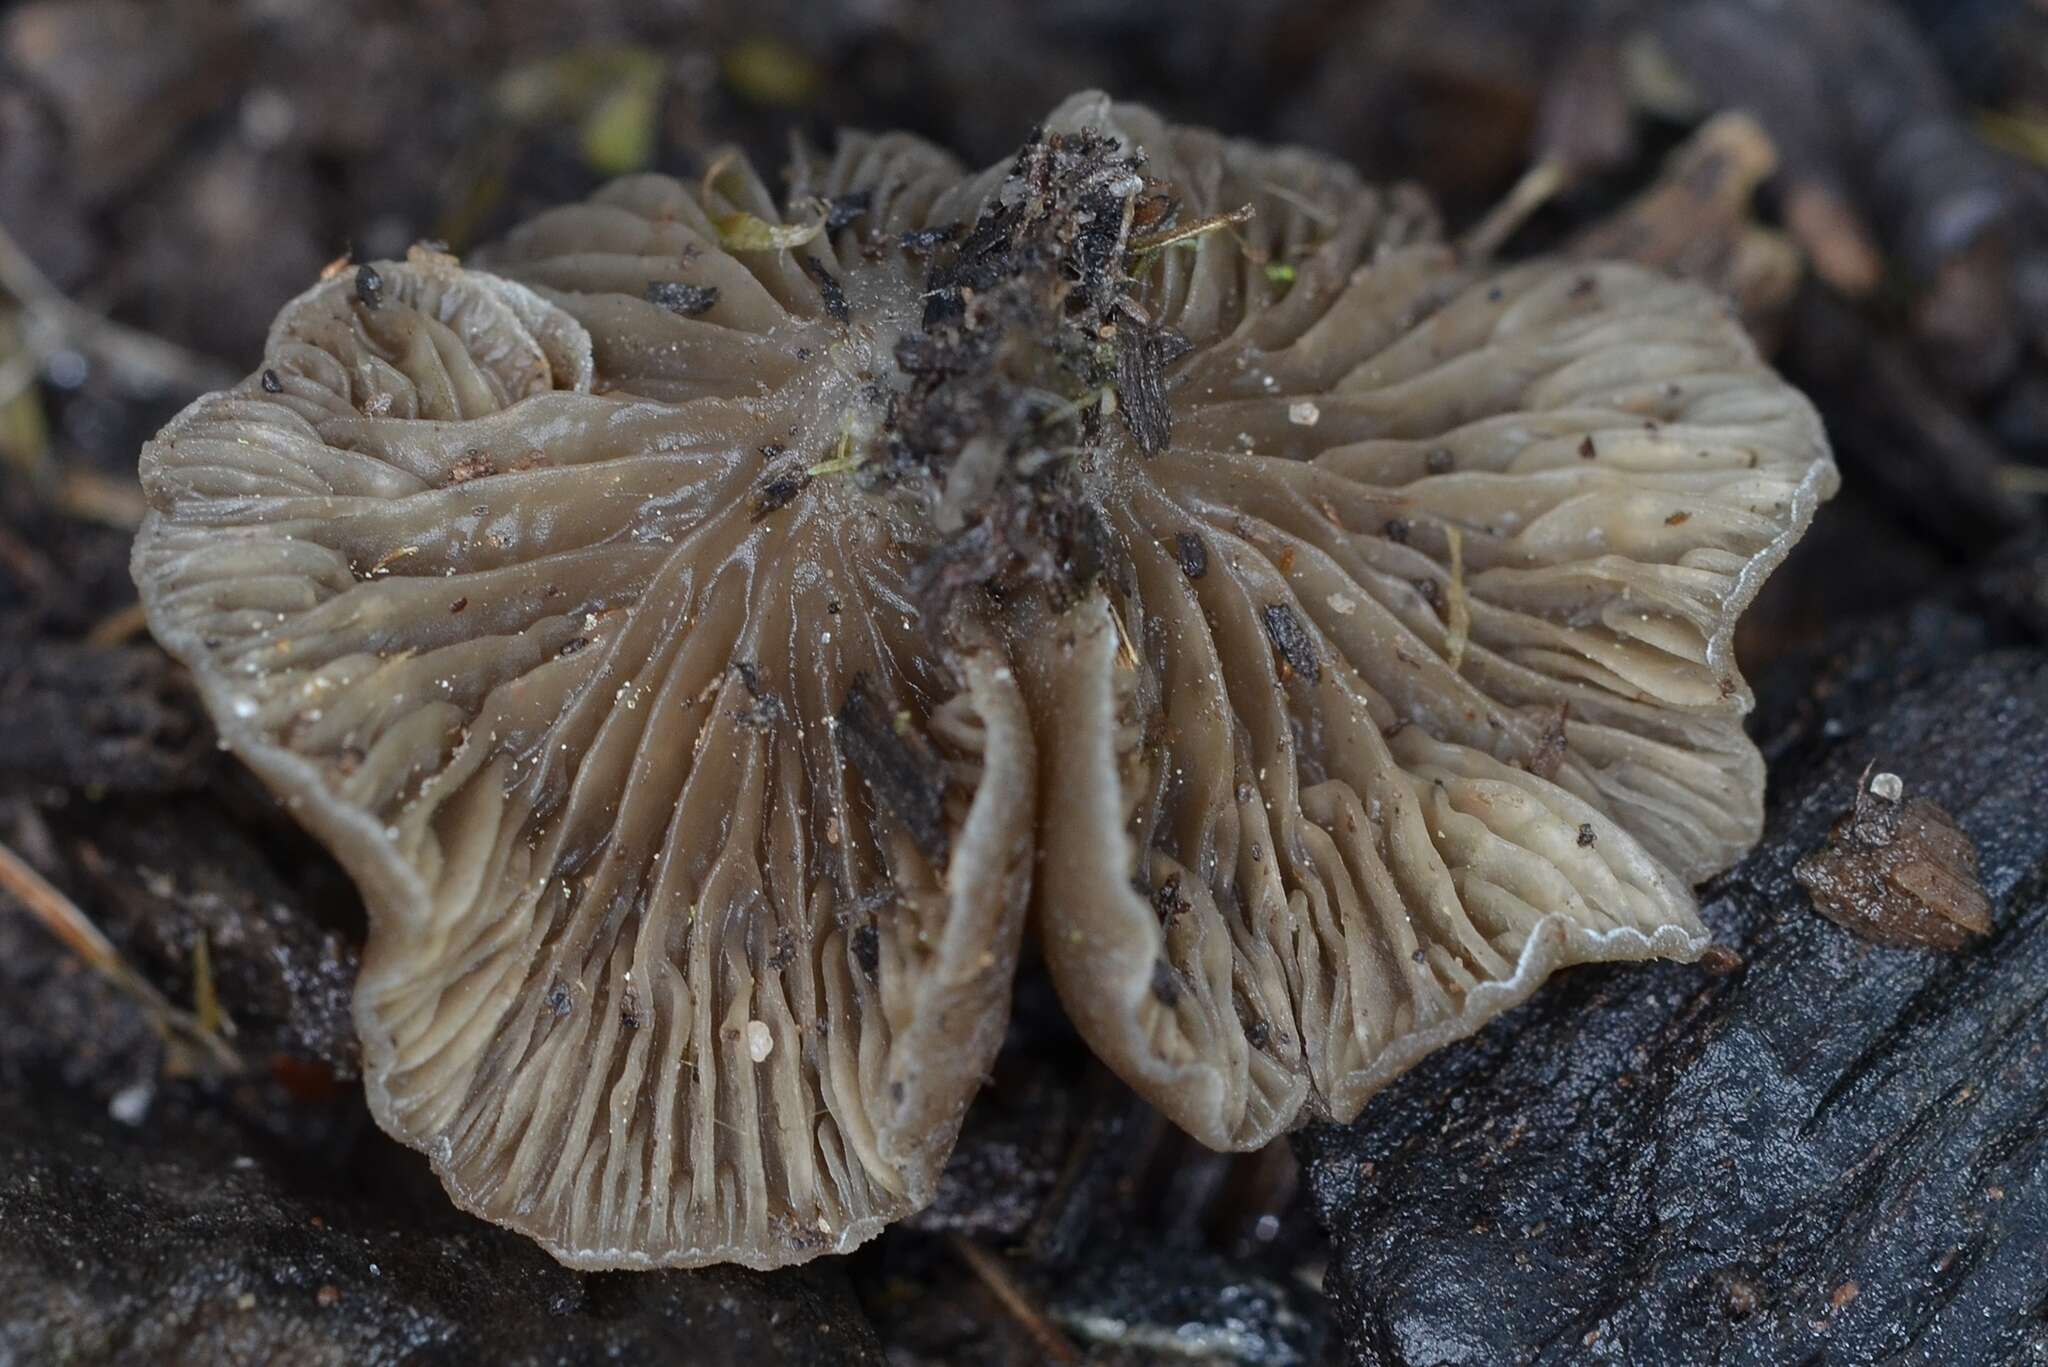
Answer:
[[1, 2, 2046, 1363], [3, 0, 2046, 654]]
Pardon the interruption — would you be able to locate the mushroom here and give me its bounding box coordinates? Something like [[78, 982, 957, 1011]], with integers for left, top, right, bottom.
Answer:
[[132, 93, 1836, 1265], [132, 243, 1038, 1268]]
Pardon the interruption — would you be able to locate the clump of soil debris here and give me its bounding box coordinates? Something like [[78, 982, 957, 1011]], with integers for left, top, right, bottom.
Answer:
[[884, 125, 1166, 622]]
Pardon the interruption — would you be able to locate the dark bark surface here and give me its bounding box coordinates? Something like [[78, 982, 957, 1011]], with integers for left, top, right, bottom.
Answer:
[[1298, 602, 2048, 1366], [0, 1097, 884, 1366]]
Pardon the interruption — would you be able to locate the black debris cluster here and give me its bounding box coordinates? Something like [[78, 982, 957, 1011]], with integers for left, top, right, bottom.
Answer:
[[869, 124, 1195, 625]]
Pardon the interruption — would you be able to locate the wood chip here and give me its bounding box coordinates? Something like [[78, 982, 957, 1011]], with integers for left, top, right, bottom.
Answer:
[[1795, 767, 1993, 951]]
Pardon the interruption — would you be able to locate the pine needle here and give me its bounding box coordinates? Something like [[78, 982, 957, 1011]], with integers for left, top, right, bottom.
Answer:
[[806, 426, 866, 478], [949, 1235, 1080, 1364], [1129, 202, 1256, 255], [702, 152, 827, 253], [1461, 159, 1570, 263], [0, 839, 239, 1071], [192, 929, 223, 1039], [82, 601, 150, 649], [1998, 464, 2048, 496]]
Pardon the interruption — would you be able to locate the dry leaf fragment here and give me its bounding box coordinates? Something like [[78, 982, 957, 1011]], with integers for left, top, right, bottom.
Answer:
[[1796, 767, 1994, 951]]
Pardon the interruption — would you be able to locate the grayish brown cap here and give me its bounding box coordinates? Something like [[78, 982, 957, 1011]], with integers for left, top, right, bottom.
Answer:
[[1006, 95, 1836, 1149], [133, 91, 1836, 1264], [134, 188, 1036, 1267]]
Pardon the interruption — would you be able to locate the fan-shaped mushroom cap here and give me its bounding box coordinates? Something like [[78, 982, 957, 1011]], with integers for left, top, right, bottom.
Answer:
[[133, 92, 1835, 1265], [134, 234, 1036, 1268], [1003, 97, 1833, 1149]]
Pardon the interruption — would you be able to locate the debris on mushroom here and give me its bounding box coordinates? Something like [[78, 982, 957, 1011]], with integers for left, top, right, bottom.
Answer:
[[131, 92, 1837, 1266], [1796, 766, 1993, 951]]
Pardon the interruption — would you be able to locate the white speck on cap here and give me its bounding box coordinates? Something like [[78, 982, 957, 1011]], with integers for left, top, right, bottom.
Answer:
[[1288, 400, 1321, 427], [1870, 772, 1904, 802], [746, 1019, 774, 1062]]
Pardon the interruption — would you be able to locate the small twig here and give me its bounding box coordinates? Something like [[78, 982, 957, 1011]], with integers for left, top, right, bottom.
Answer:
[[54, 468, 150, 531], [192, 929, 224, 1039], [1461, 159, 1570, 263], [0, 523, 52, 591], [1129, 202, 1256, 255], [0, 309, 51, 477], [0, 838, 240, 1071], [948, 1235, 1081, 1364], [0, 346, 38, 412], [0, 218, 235, 396], [83, 601, 151, 649], [1999, 465, 2048, 496]]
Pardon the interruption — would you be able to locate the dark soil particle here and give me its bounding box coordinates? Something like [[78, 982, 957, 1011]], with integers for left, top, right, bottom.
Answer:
[[1261, 602, 1321, 685], [823, 189, 872, 234], [835, 679, 950, 867], [644, 280, 719, 316], [850, 922, 880, 981], [751, 467, 811, 519], [884, 124, 1186, 621], [799, 253, 851, 323], [1114, 323, 1193, 455], [353, 264, 383, 310]]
